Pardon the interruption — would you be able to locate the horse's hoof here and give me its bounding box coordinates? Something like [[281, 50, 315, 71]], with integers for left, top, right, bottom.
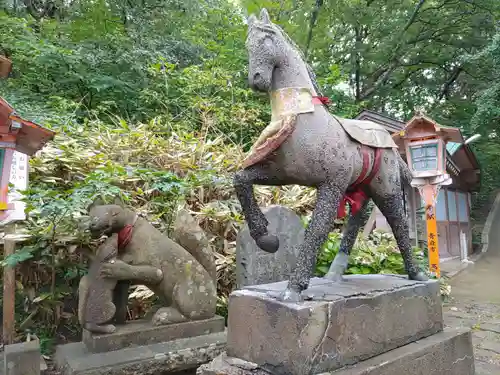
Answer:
[[279, 288, 302, 302], [256, 234, 279, 253], [409, 271, 429, 281]]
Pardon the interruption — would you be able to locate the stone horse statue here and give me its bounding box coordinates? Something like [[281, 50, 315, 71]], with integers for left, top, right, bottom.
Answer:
[[233, 8, 427, 302]]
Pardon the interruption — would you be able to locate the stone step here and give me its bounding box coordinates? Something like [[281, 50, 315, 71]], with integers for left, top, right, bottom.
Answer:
[[198, 328, 474, 375], [227, 275, 443, 375], [55, 331, 226, 375], [329, 328, 473, 375], [475, 361, 500, 375], [82, 315, 225, 353]]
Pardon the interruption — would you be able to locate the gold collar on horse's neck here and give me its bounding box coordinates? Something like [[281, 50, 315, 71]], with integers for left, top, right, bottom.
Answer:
[[270, 87, 316, 121]]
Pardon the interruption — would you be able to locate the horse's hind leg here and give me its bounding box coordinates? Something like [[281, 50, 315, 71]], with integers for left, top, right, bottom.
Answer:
[[372, 192, 428, 281], [325, 200, 372, 282], [233, 164, 283, 253]]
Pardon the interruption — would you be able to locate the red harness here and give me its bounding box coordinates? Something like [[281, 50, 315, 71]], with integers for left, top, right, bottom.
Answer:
[[312, 96, 331, 106], [337, 146, 382, 219]]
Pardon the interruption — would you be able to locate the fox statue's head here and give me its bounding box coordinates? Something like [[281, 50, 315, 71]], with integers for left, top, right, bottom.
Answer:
[[87, 197, 130, 239]]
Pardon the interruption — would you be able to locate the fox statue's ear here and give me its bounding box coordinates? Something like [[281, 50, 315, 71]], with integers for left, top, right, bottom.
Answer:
[[88, 196, 105, 211], [259, 8, 271, 24], [112, 196, 125, 207]]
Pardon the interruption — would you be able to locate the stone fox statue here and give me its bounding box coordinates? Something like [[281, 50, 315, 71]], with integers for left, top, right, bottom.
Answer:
[[78, 199, 217, 333], [79, 234, 120, 333], [233, 9, 427, 302]]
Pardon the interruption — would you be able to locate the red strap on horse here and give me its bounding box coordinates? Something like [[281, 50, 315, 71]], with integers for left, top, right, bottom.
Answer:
[[117, 215, 138, 250], [312, 96, 331, 106], [337, 147, 382, 218]]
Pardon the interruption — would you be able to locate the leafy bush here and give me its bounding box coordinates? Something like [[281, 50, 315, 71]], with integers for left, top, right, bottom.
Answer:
[[315, 230, 426, 277], [0, 113, 319, 349]]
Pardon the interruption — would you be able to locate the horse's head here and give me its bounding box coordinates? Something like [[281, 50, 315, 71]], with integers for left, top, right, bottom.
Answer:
[[246, 9, 285, 92], [246, 9, 319, 95]]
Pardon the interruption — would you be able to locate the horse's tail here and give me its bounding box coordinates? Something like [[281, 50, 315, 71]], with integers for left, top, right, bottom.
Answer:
[[397, 152, 412, 187]]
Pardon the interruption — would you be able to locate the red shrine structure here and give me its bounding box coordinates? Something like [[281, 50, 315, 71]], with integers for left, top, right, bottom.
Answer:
[[0, 96, 55, 216]]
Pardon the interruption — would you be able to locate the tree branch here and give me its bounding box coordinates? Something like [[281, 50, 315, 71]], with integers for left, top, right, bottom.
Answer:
[[357, 0, 428, 101], [437, 66, 463, 100], [304, 0, 323, 59], [358, 61, 399, 101], [354, 25, 362, 100], [402, 0, 427, 33], [22, 0, 42, 20]]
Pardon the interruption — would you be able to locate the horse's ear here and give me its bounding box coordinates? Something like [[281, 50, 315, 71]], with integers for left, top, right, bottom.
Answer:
[[259, 8, 271, 24], [247, 14, 257, 27]]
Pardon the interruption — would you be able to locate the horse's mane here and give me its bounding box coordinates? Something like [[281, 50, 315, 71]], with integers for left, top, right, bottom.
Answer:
[[247, 21, 323, 96]]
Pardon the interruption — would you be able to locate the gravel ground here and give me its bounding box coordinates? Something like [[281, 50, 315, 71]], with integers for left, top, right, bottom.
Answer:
[[443, 224, 500, 375]]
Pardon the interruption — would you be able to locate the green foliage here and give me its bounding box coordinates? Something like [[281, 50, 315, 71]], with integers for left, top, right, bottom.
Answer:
[[315, 230, 426, 277], [0, 0, 496, 352], [241, 0, 500, 118]]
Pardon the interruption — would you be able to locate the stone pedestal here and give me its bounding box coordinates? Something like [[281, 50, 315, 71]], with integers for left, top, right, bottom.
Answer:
[[228, 275, 443, 375], [198, 275, 475, 375], [83, 316, 225, 353], [55, 316, 227, 375], [197, 328, 474, 375]]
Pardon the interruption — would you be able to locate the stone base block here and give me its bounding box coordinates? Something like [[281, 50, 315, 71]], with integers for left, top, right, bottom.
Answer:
[[227, 275, 443, 375], [197, 328, 474, 375], [83, 316, 225, 353], [329, 327, 474, 375], [55, 331, 226, 375]]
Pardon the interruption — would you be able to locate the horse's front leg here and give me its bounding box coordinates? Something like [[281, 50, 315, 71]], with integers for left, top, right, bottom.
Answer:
[[233, 164, 282, 253], [282, 183, 345, 302]]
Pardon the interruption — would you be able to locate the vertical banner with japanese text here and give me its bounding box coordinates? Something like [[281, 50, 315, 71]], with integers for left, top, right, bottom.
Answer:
[[425, 204, 440, 278], [0, 151, 29, 225]]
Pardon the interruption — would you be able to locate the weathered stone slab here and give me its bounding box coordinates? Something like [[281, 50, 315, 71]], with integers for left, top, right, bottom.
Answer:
[[83, 316, 225, 353], [55, 331, 226, 375], [227, 275, 443, 375], [329, 328, 474, 375], [475, 360, 500, 375], [478, 322, 500, 334], [2, 339, 41, 375], [197, 328, 473, 375], [196, 353, 270, 375], [236, 205, 303, 288], [479, 339, 500, 354]]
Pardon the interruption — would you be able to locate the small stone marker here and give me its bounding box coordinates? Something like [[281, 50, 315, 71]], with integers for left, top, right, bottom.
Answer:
[[3, 339, 41, 375], [236, 205, 304, 288]]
